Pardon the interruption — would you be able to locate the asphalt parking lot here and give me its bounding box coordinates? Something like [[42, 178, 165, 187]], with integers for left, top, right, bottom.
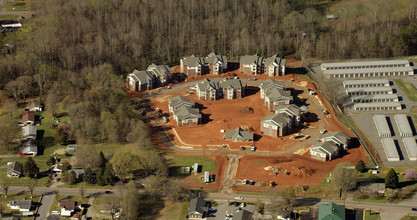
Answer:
[[206, 199, 255, 220]]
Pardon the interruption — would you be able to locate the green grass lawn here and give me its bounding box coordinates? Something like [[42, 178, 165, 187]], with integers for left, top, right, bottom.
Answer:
[[166, 153, 216, 177], [400, 215, 417, 220], [4, 1, 28, 11], [91, 195, 112, 218], [49, 195, 89, 214], [0, 14, 19, 20], [0, 193, 41, 215], [156, 200, 189, 220], [394, 80, 417, 102], [365, 210, 381, 220]]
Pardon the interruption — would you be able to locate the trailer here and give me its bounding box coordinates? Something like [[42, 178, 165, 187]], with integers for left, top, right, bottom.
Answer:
[[204, 171, 210, 183]]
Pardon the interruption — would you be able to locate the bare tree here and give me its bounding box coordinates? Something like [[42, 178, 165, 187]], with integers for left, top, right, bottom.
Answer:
[[16, 75, 34, 101], [27, 180, 37, 199], [0, 117, 20, 151], [75, 145, 101, 169], [1, 181, 9, 198], [53, 190, 59, 202], [2, 99, 17, 119], [4, 80, 25, 101], [34, 68, 51, 102], [105, 194, 122, 220], [79, 183, 86, 199]]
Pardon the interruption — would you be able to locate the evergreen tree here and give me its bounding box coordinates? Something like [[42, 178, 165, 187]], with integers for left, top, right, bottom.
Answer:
[[46, 156, 56, 167], [61, 162, 71, 172], [103, 163, 115, 185], [23, 157, 39, 178], [385, 168, 399, 189], [83, 168, 95, 184], [96, 168, 105, 186], [355, 160, 365, 173], [99, 151, 106, 168], [68, 170, 76, 185]]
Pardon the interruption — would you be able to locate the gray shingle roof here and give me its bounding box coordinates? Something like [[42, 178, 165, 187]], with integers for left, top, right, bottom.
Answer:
[[264, 54, 285, 67], [311, 141, 338, 154], [261, 114, 291, 127], [169, 96, 195, 109], [19, 141, 37, 154], [275, 104, 300, 117], [129, 70, 154, 82], [240, 54, 263, 65], [188, 197, 208, 215], [206, 52, 227, 64], [322, 131, 350, 145], [7, 161, 22, 176], [22, 125, 36, 139], [8, 199, 32, 210], [233, 209, 253, 220], [147, 64, 171, 78], [218, 78, 244, 89], [224, 127, 254, 141], [174, 106, 201, 121], [266, 88, 292, 103], [260, 79, 286, 90], [197, 78, 244, 91], [182, 55, 206, 67]]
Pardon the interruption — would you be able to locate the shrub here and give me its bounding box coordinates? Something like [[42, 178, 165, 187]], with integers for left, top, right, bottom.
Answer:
[[368, 169, 373, 173]]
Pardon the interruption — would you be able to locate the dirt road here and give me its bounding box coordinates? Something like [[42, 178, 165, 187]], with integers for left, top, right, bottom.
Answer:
[[221, 155, 239, 194]]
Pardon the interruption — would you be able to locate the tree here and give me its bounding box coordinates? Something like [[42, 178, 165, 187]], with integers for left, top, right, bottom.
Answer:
[[0, 202, 4, 217], [137, 150, 167, 178], [281, 186, 296, 208], [331, 162, 358, 198], [3, 99, 17, 119], [79, 183, 86, 199], [45, 90, 58, 115], [46, 156, 56, 167], [96, 168, 105, 186], [99, 150, 106, 168], [75, 145, 101, 169], [103, 163, 115, 185], [405, 169, 417, 180], [384, 188, 398, 201], [53, 190, 59, 202], [385, 168, 399, 189], [110, 151, 139, 180], [121, 183, 141, 219], [355, 160, 366, 173], [61, 162, 71, 172], [105, 194, 122, 220], [1, 181, 9, 198], [27, 180, 36, 199], [23, 157, 40, 178], [33, 67, 51, 102], [4, 80, 25, 101], [83, 168, 95, 184], [67, 170, 77, 185], [16, 75, 34, 101], [0, 117, 21, 151]]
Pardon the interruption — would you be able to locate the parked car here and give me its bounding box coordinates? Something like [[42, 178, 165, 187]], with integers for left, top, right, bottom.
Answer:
[[240, 146, 245, 150], [51, 211, 60, 215], [412, 208, 417, 211], [229, 202, 240, 207], [235, 196, 243, 200], [240, 203, 246, 208], [302, 135, 310, 140], [251, 146, 256, 151], [320, 129, 327, 134]]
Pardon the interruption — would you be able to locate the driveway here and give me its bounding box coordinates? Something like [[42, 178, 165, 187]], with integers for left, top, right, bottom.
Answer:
[[35, 193, 54, 220]]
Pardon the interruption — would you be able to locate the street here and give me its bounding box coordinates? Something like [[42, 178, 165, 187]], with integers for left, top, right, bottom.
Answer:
[[35, 193, 54, 220]]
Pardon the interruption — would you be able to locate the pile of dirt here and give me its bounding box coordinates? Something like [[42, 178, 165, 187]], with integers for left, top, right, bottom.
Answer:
[[240, 106, 254, 114]]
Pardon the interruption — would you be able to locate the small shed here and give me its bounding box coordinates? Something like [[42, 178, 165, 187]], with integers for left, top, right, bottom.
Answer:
[[204, 171, 210, 183]]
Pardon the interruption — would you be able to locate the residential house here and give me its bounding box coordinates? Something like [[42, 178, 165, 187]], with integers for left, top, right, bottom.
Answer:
[[126, 69, 155, 92], [196, 78, 245, 101], [234, 209, 253, 220], [168, 96, 195, 113], [68, 144, 77, 153], [19, 141, 38, 156], [206, 52, 227, 75], [68, 169, 85, 179], [180, 55, 208, 77], [188, 197, 208, 219], [260, 79, 286, 99], [264, 54, 286, 77], [260, 114, 292, 137], [318, 202, 345, 220], [7, 199, 32, 212], [51, 164, 63, 174], [173, 106, 202, 127], [147, 63, 172, 86], [275, 104, 301, 126], [224, 127, 254, 142], [27, 100, 43, 111], [60, 200, 82, 217], [240, 54, 264, 75], [277, 210, 291, 220], [6, 161, 23, 178], [310, 141, 340, 161], [21, 110, 35, 125], [21, 125, 36, 141], [322, 131, 351, 150], [264, 88, 293, 111]]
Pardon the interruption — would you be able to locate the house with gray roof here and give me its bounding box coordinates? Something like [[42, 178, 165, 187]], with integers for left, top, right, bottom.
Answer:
[[264, 88, 293, 111], [7, 161, 23, 178], [147, 63, 172, 86], [310, 141, 340, 161], [22, 125, 36, 141], [196, 78, 245, 101], [264, 54, 286, 77], [168, 96, 195, 113], [322, 131, 350, 150], [173, 106, 202, 127], [240, 54, 264, 75], [275, 104, 301, 126], [188, 197, 208, 219], [261, 114, 292, 137], [206, 52, 227, 75], [234, 209, 253, 220], [7, 199, 32, 212], [224, 127, 254, 142], [19, 141, 38, 156], [126, 69, 155, 92], [180, 55, 208, 77], [260, 79, 286, 99], [219, 78, 245, 100]]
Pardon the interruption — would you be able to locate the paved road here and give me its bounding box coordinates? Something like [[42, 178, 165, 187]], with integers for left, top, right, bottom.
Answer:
[[35, 193, 54, 220], [7, 186, 113, 196]]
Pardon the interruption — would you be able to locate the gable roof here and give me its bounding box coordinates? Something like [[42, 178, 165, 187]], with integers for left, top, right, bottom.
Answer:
[[188, 197, 208, 215], [197, 78, 221, 91], [128, 70, 154, 82], [262, 114, 291, 127], [174, 106, 201, 121], [275, 104, 301, 117], [182, 55, 206, 67], [147, 64, 171, 78], [225, 127, 254, 141], [169, 96, 195, 109], [318, 202, 345, 220], [264, 54, 285, 66], [266, 88, 293, 103], [233, 209, 253, 220], [60, 200, 81, 211], [19, 141, 38, 154], [27, 100, 41, 109], [206, 52, 227, 64], [240, 54, 264, 65], [22, 125, 36, 139], [7, 161, 23, 176], [322, 131, 350, 145], [219, 78, 244, 89], [21, 110, 35, 123], [260, 79, 286, 90], [8, 199, 32, 210], [310, 141, 339, 155]]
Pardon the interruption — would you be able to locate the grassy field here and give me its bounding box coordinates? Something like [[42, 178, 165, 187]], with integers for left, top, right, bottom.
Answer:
[[166, 153, 216, 177], [400, 215, 417, 220], [0, 14, 19, 20], [365, 210, 381, 220], [156, 200, 189, 220], [0, 193, 41, 215], [4, 1, 28, 11], [394, 80, 417, 102]]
